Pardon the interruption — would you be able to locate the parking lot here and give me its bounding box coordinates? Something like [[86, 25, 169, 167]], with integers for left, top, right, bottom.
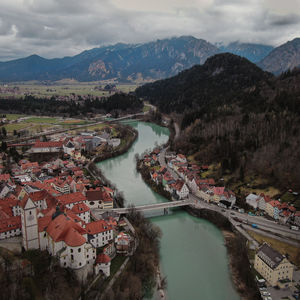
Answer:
[[260, 270, 300, 300]]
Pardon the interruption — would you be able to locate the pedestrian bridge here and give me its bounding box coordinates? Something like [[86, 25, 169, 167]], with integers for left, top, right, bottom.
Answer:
[[93, 199, 194, 215]]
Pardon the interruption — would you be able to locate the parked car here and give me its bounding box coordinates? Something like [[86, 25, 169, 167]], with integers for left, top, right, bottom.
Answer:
[[262, 291, 271, 296], [290, 225, 299, 231], [251, 223, 259, 229], [259, 287, 266, 291]]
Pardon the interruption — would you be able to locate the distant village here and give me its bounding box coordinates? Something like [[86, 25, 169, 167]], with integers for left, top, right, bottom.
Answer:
[[0, 127, 134, 284]]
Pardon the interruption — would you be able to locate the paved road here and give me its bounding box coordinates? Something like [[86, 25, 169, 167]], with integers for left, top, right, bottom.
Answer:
[[158, 148, 179, 180], [189, 194, 300, 244]]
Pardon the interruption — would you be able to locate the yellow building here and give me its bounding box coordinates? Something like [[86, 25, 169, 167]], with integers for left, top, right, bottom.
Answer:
[[254, 243, 294, 287]]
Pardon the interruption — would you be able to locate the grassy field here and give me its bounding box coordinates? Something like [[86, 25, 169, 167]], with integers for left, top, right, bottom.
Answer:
[[0, 83, 138, 98], [4, 114, 26, 120], [247, 230, 300, 266]]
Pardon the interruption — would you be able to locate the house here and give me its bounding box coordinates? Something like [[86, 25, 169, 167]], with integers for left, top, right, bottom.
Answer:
[[0, 216, 21, 240], [94, 253, 111, 277], [258, 194, 271, 211], [246, 194, 260, 209], [294, 211, 300, 227], [63, 140, 75, 155], [170, 180, 189, 199], [71, 203, 90, 223], [254, 243, 294, 287], [176, 154, 187, 163], [85, 220, 113, 248], [265, 200, 281, 219], [212, 187, 225, 203], [115, 232, 130, 254], [30, 141, 63, 153], [86, 189, 113, 210]]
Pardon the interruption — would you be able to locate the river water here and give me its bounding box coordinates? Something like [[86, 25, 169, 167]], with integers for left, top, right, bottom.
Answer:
[[97, 121, 240, 300]]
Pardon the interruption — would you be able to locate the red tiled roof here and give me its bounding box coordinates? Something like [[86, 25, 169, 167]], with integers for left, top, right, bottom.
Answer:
[[33, 141, 63, 148], [71, 203, 90, 214], [85, 220, 112, 235], [0, 174, 11, 182], [46, 214, 86, 247], [268, 200, 281, 208], [56, 192, 86, 206], [213, 187, 225, 195], [96, 253, 111, 264], [0, 216, 21, 233], [38, 216, 52, 232]]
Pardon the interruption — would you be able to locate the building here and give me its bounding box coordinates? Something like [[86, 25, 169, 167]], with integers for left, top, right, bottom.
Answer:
[[265, 200, 281, 220], [94, 253, 111, 277], [254, 243, 294, 287], [85, 220, 113, 248], [246, 193, 260, 209]]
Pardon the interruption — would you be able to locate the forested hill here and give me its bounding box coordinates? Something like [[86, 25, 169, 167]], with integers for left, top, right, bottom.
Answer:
[[135, 53, 273, 114], [136, 53, 300, 190]]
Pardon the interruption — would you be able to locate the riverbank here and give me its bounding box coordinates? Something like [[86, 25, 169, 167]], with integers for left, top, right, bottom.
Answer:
[[186, 206, 260, 300], [93, 124, 138, 163], [136, 155, 260, 300]]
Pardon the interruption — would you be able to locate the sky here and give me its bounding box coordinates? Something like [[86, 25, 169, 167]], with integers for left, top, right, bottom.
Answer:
[[0, 0, 299, 61]]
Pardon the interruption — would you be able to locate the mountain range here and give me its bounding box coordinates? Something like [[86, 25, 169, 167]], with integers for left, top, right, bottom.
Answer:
[[0, 36, 299, 82]]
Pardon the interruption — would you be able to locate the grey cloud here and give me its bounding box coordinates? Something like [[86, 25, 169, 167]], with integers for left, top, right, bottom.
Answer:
[[0, 0, 299, 61]]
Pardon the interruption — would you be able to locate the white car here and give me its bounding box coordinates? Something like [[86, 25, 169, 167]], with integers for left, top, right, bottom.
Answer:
[[262, 291, 271, 296], [264, 297, 272, 300]]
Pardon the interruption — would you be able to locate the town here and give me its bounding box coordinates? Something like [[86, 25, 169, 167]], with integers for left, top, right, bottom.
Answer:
[[139, 147, 300, 300], [0, 121, 137, 297]]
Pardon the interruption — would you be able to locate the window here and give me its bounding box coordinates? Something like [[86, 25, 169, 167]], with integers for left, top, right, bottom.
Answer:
[[79, 262, 82, 266], [78, 248, 81, 253], [87, 255, 89, 258], [71, 255, 74, 260], [64, 262, 66, 266], [71, 249, 73, 253]]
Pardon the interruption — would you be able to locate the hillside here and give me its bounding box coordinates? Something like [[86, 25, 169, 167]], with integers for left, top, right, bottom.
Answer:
[[136, 54, 300, 191], [259, 38, 300, 74], [136, 53, 272, 114]]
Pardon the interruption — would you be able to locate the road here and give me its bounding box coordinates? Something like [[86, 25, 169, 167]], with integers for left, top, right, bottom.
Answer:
[[189, 194, 300, 244], [158, 148, 179, 180]]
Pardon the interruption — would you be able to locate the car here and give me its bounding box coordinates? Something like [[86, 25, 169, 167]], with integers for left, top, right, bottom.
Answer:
[[230, 212, 235, 215], [262, 291, 271, 296], [222, 209, 226, 212], [259, 287, 266, 291], [264, 297, 272, 300]]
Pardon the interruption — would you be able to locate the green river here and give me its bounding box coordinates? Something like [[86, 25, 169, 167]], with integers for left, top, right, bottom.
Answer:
[[97, 121, 240, 300]]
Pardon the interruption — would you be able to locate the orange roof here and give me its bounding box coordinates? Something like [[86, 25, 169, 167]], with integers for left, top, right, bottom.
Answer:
[[71, 203, 90, 214], [268, 200, 281, 208], [46, 214, 86, 247], [56, 192, 86, 206], [85, 220, 112, 235], [38, 216, 52, 232], [96, 253, 111, 264], [0, 216, 21, 233], [33, 141, 63, 148], [213, 187, 225, 195], [0, 174, 11, 182]]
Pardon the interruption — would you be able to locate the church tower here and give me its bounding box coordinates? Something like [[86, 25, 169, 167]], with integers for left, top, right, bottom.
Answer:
[[21, 197, 39, 250]]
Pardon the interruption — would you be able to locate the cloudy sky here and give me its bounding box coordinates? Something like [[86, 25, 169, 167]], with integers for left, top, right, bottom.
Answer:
[[0, 0, 299, 61]]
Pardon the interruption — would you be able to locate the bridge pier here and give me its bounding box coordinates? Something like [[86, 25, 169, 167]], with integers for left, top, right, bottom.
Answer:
[[164, 208, 169, 215]]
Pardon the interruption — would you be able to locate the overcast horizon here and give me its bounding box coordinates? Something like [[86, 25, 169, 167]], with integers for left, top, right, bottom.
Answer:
[[1, 0, 300, 61]]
